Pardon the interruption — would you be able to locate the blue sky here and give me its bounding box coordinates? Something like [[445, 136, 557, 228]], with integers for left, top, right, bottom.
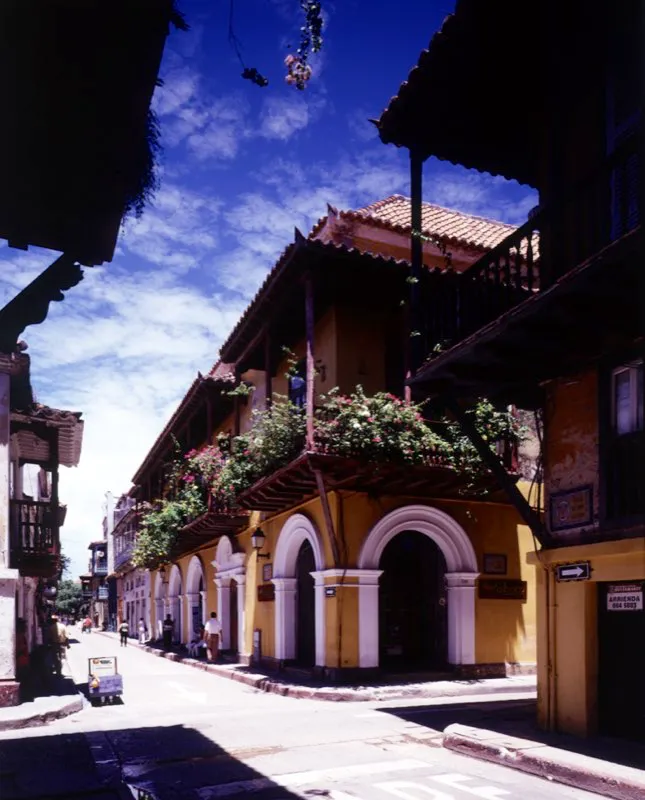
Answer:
[[0, 0, 536, 578]]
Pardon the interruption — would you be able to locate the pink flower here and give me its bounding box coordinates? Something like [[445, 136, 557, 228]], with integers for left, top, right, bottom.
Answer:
[[373, 436, 382, 443]]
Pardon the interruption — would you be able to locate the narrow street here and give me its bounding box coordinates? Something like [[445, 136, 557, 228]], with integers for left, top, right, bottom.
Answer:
[[0, 628, 603, 800]]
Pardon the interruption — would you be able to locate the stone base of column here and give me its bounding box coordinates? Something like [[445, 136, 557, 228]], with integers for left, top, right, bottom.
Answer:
[[0, 679, 20, 707]]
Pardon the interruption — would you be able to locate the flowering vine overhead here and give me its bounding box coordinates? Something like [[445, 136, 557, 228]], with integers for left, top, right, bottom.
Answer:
[[285, 1, 324, 89]]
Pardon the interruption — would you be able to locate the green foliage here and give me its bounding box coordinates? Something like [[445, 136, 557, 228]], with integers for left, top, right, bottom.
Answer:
[[316, 387, 445, 465], [133, 391, 524, 567], [55, 580, 84, 618], [226, 381, 255, 398]]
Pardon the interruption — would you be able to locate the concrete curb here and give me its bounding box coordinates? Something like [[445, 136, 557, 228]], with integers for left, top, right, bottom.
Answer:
[[443, 723, 645, 800], [95, 631, 536, 703], [0, 693, 84, 731]]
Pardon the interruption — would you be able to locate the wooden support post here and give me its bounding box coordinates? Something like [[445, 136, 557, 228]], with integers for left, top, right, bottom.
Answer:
[[313, 468, 340, 568], [50, 431, 60, 553], [441, 394, 547, 546], [305, 274, 315, 451], [408, 149, 424, 399], [264, 332, 273, 407]]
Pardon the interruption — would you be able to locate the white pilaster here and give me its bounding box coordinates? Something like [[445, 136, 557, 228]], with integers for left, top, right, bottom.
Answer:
[[215, 576, 231, 649], [445, 572, 479, 665], [354, 570, 383, 668], [199, 589, 207, 626], [311, 572, 327, 667], [272, 577, 297, 660], [176, 596, 185, 643], [185, 592, 198, 638], [234, 574, 246, 656]]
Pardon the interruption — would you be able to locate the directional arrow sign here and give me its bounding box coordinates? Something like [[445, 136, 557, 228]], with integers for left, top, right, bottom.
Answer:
[[556, 562, 591, 582]]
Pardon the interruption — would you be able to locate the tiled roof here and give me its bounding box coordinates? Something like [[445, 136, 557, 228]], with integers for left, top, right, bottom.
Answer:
[[11, 403, 84, 468], [348, 195, 516, 251]]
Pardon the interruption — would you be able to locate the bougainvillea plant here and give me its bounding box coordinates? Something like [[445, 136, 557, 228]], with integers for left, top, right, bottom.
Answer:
[[285, 1, 323, 89], [133, 388, 524, 568]]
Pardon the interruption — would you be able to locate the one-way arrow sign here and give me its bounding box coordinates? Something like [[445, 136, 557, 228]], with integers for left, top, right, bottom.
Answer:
[[556, 562, 591, 582]]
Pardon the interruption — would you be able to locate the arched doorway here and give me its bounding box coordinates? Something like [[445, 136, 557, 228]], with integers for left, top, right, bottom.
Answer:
[[168, 565, 183, 643], [379, 531, 447, 671], [186, 555, 207, 639], [295, 540, 316, 666], [357, 505, 479, 669], [230, 580, 238, 654], [272, 513, 326, 665]]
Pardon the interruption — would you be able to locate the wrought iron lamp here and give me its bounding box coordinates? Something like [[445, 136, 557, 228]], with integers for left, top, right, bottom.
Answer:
[[251, 528, 270, 560]]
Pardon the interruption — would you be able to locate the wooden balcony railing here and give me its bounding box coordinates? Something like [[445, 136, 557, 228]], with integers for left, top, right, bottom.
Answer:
[[422, 130, 640, 359], [9, 499, 61, 575], [114, 542, 134, 572]]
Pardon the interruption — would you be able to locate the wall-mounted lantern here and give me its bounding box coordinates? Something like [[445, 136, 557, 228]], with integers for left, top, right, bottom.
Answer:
[[251, 528, 270, 560]]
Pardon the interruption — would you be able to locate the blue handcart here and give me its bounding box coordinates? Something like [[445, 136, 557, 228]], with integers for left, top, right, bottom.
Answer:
[[88, 656, 123, 705]]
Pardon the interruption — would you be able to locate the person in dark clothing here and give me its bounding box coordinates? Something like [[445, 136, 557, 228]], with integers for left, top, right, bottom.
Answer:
[[119, 619, 129, 646], [162, 615, 174, 651]]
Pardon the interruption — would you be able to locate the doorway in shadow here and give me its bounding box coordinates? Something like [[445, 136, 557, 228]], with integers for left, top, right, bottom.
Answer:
[[295, 539, 315, 667]]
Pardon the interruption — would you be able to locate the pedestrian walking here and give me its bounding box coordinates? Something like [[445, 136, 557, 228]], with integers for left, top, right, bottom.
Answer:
[[138, 617, 147, 645], [46, 615, 69, 676], [204, 612, 222, 663], [162, 615, 174, 651], [82, 616, 92, 634], [119, 619, 129, 647]]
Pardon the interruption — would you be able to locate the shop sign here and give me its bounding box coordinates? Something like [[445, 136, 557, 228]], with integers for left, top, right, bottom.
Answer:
[[324, 586, 336, 598], [478, 579, 527, 601], [607, 583, 643, 612], [549, 485, 593, 532], [257, 584, 275, 602], [88, 656, 117, 677]]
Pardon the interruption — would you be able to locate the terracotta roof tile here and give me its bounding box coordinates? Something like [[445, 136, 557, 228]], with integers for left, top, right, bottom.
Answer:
[[350, 194, 516, 251]]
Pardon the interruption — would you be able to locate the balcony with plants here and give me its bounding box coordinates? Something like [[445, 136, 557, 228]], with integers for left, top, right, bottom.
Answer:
[[9, 500, 66, 578], [131, 386, 524, 568]]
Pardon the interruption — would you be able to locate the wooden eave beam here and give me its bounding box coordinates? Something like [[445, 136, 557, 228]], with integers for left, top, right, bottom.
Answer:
[[441, 394, 546, 546]]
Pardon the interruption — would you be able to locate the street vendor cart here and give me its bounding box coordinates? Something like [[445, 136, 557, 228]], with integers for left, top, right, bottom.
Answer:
[[88, 656, 123, 705]]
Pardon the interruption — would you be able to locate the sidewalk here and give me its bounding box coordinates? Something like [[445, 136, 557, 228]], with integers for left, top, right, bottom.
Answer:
[[0, 657, 83, 732], [94, 630, 536, 702], [442, 707, 645, 800]]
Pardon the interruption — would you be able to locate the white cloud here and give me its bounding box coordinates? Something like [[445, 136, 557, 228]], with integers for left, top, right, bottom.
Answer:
[[259, 95, 311, 141]]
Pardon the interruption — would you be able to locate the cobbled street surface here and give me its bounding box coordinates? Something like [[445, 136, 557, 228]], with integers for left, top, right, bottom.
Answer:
[[0, 628, 604, 800]]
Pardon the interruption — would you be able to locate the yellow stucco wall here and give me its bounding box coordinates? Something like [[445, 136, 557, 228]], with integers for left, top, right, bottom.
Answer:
[[529, 538, 645, 736]]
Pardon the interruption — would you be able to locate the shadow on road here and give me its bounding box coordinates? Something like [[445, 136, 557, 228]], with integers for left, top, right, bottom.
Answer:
[[378, 698, 645, 770], [0, 723, 312, 800]]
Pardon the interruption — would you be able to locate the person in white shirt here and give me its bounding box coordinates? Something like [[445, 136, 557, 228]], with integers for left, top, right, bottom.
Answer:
[[203, 612, 222, 663]]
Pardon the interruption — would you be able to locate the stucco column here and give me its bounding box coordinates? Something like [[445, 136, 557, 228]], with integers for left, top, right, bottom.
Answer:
[[0, 371, 19, 705], [156, 599, 164, 638], [176, 596, 185, 643], [272, 577, 297, 661], [185, 592, 198, 638], [199, 589, 207, 626], [214, 576, 231, 650], [310, 572, 327, 667], [234, 574, 246, 657], [356, 570, 383, 668], [445, 572, 479, 665]]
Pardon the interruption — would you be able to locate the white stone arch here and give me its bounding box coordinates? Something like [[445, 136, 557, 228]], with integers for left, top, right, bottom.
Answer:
[[154, 571, 165, 639], [167, 564, 183, 643], [186, 555, 207, 637], [271, 513, 326, 665], [356, 504, 480, 668], [211, 536, 247, 653]]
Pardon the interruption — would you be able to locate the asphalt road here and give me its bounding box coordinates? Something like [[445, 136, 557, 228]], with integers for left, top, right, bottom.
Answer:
[[0, 628, 604, 800]]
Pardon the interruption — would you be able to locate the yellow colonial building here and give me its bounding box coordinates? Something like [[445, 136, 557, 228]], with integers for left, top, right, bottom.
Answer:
[[130, 197, 539, 682]]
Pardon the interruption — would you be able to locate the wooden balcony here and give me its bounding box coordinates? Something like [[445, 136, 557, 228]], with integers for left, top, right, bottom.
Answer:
[[237, 451, 512, 517], [171, 497, 250, 558], [421, 131, 640, 361], [9, 499, 62, 578], [114, 543, 134, 573]]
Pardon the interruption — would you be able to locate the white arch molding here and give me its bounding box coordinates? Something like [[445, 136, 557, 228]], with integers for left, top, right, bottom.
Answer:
[[185, 555, 207, 636], [211, 536, 246, 653], [167, 564, 183, 643], [154, 571, 165, 639], [271, 513, 326, 665], [357, 504, 480, 668]]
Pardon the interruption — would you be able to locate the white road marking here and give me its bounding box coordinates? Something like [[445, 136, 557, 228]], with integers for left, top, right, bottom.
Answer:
[[197, 759, 430, 798], [375, 782, 452, 799], [432, 774, 511, 798]]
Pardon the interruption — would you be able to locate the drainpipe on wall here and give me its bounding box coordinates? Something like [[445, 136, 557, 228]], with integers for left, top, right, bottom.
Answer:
[[305, 273, 315, 451], [407, 149, 424, 401]]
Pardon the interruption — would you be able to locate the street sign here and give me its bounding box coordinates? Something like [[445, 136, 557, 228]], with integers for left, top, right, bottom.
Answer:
[[555, 562, 591, 582]]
